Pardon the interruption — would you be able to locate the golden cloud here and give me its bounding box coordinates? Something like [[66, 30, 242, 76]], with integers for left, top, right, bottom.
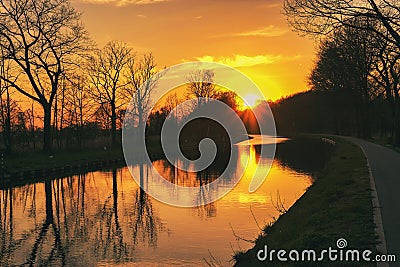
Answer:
[[76, 0, 168, 6], [195, 55, 283, 68], [234, 25, 288, 38]]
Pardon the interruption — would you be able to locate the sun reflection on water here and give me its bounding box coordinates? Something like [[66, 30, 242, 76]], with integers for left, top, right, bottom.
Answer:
[[0, 142, 315, 266]]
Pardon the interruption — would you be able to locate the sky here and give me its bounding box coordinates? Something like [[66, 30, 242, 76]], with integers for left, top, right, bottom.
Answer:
[[72, 0, 316, 101]]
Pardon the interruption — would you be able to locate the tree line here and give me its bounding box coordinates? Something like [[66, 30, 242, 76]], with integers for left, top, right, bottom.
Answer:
[[3, 0, 399, 155], [0, 0, 161, 154], [276, 0, 400, 145], [145, 69, 258, 154], [0, 0, 250, 155]]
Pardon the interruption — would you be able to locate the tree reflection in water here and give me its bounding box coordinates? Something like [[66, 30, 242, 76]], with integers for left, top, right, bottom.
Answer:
[[150, 148, 239, 219], [0, 139, 324, 266], [131, 164, 162, 247], [0, 188, 14, 266], [27, 180, 66, 266], [194, 173, 217, 219], [194, 148, 239, 219], [0, 166, 164, 266], [94, 169, 130, 262]]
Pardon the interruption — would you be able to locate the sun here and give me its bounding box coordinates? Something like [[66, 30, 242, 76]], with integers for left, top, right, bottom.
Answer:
[[242, 94, 260, 109]]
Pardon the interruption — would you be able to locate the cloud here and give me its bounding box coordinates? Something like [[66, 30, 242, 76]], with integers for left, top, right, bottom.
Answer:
[[194, 55, 282, 68], [234, 25, 288, 37], [193, 54, 304, 68], [258, 3, 280, 9], [77, 0, 169, 6], [134, 0, 167, 4]]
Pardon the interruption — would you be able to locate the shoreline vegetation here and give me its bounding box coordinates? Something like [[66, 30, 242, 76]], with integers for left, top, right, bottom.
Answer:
[[0, 137, 164, 188], [0, 147, 125, 188], [1, 133, 397, 189], [234, 136, 378, 266], [0, 131, 246, 187], [0, 130, 243, 187]]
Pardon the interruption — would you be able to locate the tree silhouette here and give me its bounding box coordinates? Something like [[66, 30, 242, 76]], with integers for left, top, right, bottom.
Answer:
[[0, 47, 12, 153], [0, 0, 90, 152], [283, 0, 400, 49], [125, 53, 160, 133], [187, 69, 216, 107], [63, 73, 94, 148], [308, 20, 381, 138], [369, 37, 400, 144], [87, 41, 133, 147]]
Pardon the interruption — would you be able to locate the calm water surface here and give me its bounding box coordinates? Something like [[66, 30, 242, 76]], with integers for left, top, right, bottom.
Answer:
[[0, 138, 331, 266]]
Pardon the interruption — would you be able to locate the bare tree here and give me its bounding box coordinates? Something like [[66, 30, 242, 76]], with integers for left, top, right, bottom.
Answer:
[[52, 74, 66, 149], [309, 21, 378, 137], [64, 72, 94, 148], [25, 100, 37, 150], [369, 39, 400, 144], [125, 53, 160, 131], [87, 41, 133, 147], [214, 90, 239, 112], [0, 0, 90, 152], [0, 48, 12, 152], [283, 0, 400, 49], [163, 92, 184, 122], [187, 69, 216, 107], [284, 0, 400, 142]]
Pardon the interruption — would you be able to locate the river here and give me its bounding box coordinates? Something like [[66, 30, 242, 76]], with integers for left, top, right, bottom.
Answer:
[[0, 137, 332, 266]]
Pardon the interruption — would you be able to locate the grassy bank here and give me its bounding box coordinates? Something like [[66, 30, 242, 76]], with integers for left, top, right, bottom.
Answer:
[[1, 135, 169, 175], [234, 137, 377, 266], [0, 147, 126, 189], [2, 147, 124, 175]]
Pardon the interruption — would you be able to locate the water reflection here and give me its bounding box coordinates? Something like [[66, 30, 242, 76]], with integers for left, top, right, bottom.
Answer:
[[94, 170, 129, 262], [274, 137, 334, 174], [0, 138, 330, 266], [27, 180, 65, 266], [0, 169, 164, 266], [132, 165, 162, 247]]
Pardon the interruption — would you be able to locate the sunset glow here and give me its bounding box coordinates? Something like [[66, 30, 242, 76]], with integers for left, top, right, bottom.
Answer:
[[243, 94, 260, 108], [1, 0, 396, 265], [71, 0, 315, 101]]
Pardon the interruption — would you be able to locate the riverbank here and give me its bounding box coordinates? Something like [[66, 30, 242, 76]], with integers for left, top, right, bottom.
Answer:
[[0, 147, 125, 188], [234, 136, 377, 266], [0, 136, 199, 188]]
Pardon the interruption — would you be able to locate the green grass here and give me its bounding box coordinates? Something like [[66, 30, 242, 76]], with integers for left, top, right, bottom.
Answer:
[[2, 146, 124, 174], [2, 135, 167, 176], [234, 137, 377, 266]]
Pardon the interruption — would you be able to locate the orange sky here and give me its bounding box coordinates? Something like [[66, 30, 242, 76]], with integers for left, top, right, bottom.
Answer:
[[72, 0, 316, 101]]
